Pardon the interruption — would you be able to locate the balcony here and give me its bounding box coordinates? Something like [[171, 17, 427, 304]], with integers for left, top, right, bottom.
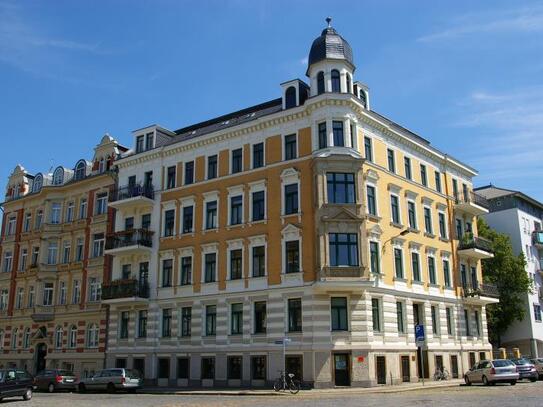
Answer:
[[463, 283, 500, 305], [458, 234, 494, 260], [31, 305, 55, 322], [101, 279, 150, 304], [109, 184, 154, 210], [454, 191, 489, 216], [315, 266, 366, 292], [104, 229, 153, 256], [533, 231, 543, 249]]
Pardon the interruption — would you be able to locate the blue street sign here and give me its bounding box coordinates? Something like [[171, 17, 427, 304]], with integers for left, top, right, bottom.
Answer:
[[415, 324, 425, 345]]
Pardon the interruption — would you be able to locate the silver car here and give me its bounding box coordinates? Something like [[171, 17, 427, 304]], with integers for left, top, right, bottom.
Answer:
[[78, 368, 142, 393], [529, 358, 543, 379], [464, 359, 519, 386]]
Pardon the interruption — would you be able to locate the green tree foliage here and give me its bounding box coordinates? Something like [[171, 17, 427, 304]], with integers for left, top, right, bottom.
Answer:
[[477, 218, 531, 346]]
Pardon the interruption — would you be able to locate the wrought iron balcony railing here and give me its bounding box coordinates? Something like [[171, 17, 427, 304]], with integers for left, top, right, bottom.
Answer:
[[105, 229, 153, 250], [463, 282, 499, 298], [454, 190, 489, 209], [110, 184, 154, 202], [101, 279, 150, 300], [459, 234, 493, 253]]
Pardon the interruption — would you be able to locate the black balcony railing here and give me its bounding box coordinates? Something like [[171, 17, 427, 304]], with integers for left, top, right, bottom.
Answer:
[[105, 229, 153, 250], [455, 190, 489, 209], [111, 184, 154, 202], [463, 282, 499, 299], [459, 234, 493, 253], [101, 279, 150, 300]]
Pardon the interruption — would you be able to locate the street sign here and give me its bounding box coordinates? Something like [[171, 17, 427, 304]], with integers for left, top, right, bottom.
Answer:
[[274, 337, 292, 345], [415, 324, 425, 346]]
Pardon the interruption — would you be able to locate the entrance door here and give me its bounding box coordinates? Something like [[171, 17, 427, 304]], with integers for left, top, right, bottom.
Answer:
[[333, 354, 350, 386], [469, 352, 476, 368], [133, 358, 145, 378], [450, 355, 459, 378], [285, 355, 303, 382], [416, 348, 429, 379], [401, 356, 410, 382], [35, 343, 47, 373], [435, 355, 444, 372], [376, 356, 386, 384]]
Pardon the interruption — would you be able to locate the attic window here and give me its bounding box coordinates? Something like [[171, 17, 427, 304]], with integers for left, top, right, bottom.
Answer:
[[285, 86, 297, 109], [53, 167, 64, 185], [220, 120, 230, 126]]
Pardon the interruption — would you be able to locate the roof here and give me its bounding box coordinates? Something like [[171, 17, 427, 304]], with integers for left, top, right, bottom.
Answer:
[[475, 184, 543, 211], [307, 26, 354, 75]]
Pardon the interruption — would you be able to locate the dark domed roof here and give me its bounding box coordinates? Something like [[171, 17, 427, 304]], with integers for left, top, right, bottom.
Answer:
[[307, 20, 354, 75]]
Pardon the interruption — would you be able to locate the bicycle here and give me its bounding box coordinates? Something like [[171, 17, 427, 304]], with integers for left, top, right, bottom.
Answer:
[[273, 370, 301, 394], [433, 368, 450, 381]]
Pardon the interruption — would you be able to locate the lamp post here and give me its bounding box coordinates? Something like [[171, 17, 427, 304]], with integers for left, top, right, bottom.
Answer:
[[381, 228, 411, 255]]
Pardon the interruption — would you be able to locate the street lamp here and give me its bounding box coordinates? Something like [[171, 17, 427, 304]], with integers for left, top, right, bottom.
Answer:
[[381, 228, 411, 254]]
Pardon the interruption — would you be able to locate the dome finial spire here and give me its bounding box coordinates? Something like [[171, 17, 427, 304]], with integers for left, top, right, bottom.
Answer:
[[325, 17, 332, 28]]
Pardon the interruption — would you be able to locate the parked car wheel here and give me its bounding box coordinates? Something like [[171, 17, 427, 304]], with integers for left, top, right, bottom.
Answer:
[[78, 383, 86, 393], [530, 377, 537, 382], [464, 376, 471, 386], [127, 389, 137, 394], [48, 383, 55, 393], [107, 383, 116, 393], [23, 388, 32, 401], [482, 375, 490, 386], [510, 381, 517, 386]]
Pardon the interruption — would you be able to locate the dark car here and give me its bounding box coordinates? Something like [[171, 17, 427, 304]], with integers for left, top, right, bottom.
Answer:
[[510, 358, 538, 382], [0, 369, 33, 402], [34, 369, 78, 393]]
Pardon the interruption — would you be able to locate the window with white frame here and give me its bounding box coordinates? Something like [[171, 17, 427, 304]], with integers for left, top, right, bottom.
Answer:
[[15, 287, 23, 309], [75, 238, 84, 261], [55, 326, 63, 349], [23, 212, 31, 232], [43, 282, 54, 306], [11, 328, 18, 349], [72, 280, 80, 304], [47, 242, 58, 265], [50, 202, 62, 224], [79, 199, 87, 219], [66, 202, 75, 222], [68, 325, 77, 348], [28, 286, 34, 307], [3, 252, 12, 273], [20, 249, 27, 271], [6, 216, 16, 235], [62, 241, 71, 264], [59, 281, 67, 305], [92, 233, 104, 257], [88, 277, 101, 302], [0, 289, 9, 310], [23, 328, 30, 349], [87, 324, 99, 348], [95, 193, 108, 215]]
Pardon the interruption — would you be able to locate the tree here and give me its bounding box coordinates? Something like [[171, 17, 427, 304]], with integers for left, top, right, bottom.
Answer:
[[477, 218, 531, 346]]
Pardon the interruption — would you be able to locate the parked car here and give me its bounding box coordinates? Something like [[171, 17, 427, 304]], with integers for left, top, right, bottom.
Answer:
[[34, 369, 78, 393], [529, 358, 543, 379], [510, 358, 538, 382], [464, 359, 518, 386], [78, 368, 142, 393], [0, 369, 34, 402]]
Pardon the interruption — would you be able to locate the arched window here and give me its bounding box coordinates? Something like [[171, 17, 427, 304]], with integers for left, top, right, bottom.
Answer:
[[32, 174, 43, 193], [53, 167, 64, 185], [23, 328, 31, 349], [359, 90, 367, 108], [346, 73, 351, 94], [285, 86, 297, 109], [55, 326, 63, 349], [87, 324, 99, 348], [331, 70, 341, 92], [68, 325, 77, 348], [75, 160, 86, 180], [11, 328, 18, 349], [317, 72, 325, 95]]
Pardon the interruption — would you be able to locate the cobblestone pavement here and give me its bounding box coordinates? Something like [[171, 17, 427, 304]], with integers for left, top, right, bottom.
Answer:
[[19, 382, 543, 407]]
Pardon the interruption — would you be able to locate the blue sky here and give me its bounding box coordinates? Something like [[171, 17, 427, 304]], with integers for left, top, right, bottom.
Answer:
[[1, 0, 542, 200]]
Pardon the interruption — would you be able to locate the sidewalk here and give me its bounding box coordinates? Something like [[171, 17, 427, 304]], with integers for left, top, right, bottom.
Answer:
[[141, 379, 463, 397]]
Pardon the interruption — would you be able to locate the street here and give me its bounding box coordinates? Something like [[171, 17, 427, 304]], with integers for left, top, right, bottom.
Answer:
[[17, 382, 543, 407]]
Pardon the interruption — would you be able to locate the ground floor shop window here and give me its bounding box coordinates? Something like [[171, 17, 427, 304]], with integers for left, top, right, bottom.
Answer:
[[228, 356, 242, 380], [177, 358, 189, 379], [202, 357, 215, 380], [158, 358, 170, 379], [251, 356, 267, 380]]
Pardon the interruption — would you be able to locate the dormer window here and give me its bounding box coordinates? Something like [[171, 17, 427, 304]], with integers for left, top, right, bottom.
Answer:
[[75, 160, 86, 180], [53, 167, 64, 185], [98, 158, 105, 173], [145, 132, 154, 150], [317, 72, 325, 94], [346, 73, 351, 94], [136, 135, 144, 153], [359, 89, 367, 108], [32, 174, 43, 193], [331, 70, 340, 92], [285, 86, 296, 109]]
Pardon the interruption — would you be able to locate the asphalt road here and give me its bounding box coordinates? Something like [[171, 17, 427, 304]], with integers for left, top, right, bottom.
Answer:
[[13, 382, 543, 407]]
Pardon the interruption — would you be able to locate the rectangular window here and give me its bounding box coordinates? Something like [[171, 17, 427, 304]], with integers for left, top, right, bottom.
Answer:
[[390, 195, 400, 224], [207, 155, 217, 179], [251, 356, 267, 380], [120, 311, 129, 339], [228, 356, 242, 380], [75, 238, 84, 262], [428, 256, 436, 285], [254, 301, 267, 334], [370, 241, 380, 274], [327, 173, 355, 204], [66, 202, 74, 222], [136, 135, 144, 153], [181, 307, 191, 337], [331, 297, 348, 331], [231, 303, 243, 335], [96, 193, 107, 215], [2, 251, 12, 273], [230, 195, 243, 225], [92, 233, 104, 258], [177, 358, 189, 379], [184, 161, 194, 185], [230, 249, 242, 280], [164, 209, 175, 237], [407, 201, 417, 229], [431, 306, 438, 335], [158, 359, 169, 379], [145, 132, 154, 150], [404, 157, 412, 180], [446, 307, 453, 335], [288, 298, 302, 332], [318, 122, 327, 149], [438, 212, 447, 239], [50, 202, 61, 224], [329, 233, 359, 266], [285, 241, 300, 273], [443, 259, 451, 287], [252, 191, 265, 221], [284, 134, 297, 160], [43, 282, 54, 306], [394, 248, 404, 279], [397, 302, 405, 333], [420, 164, 427, 186], [284, 183, 298, 214], [62, 241, 71, 264], [534, 304, 542, 323], [387, 149, 395, 173], [79, 199, 87, 220], [23, 213, 31, 232], [332, 121, 344, 146], [36, 209, 44, 228], [253, 142, 264, 169], [72, 280, 80, 304], [138, 310, 147, 338], [166, 166, 176, 189], [372, 298, 381, 332], [364, 136, 373, 162], [182, 206, 193, 234], [201, 358, 215, 380], [412, 252, 421, 281], [464, 309, 470, 336], [474, 310, 481, 336], [232, 148, 243, 173], [206, 305, 217, 336], [88, 277, 101, 302], [206, 201, 217, 229], [162, 308, 172, 337], [15, 287, 24, 309], [366, 185, 376, 216], [47, 243, 58, 265], [162, 259, 173, 287], [180, 256, 192, 286], [424, 207, 433, 234], [204, 253, 216, 283], [252, 246, 265, 277], [435, 171, 442, 193]]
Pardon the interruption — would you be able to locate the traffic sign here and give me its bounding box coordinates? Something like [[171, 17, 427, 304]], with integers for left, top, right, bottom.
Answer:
[[415, 324, 425, 346], [274, 337, 292, 345]]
